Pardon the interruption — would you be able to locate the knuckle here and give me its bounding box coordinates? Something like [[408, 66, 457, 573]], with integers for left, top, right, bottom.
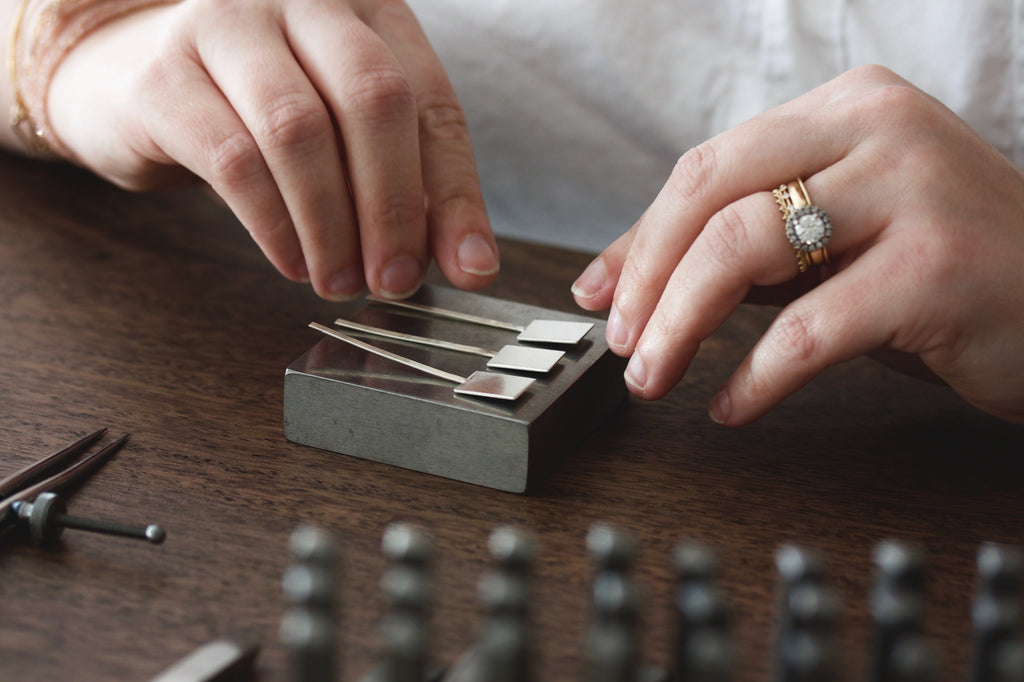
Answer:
[[771, 308, 821, 366], [245, 213, 292, 242], [617, 259, 649, 295], [343, 67, 417, 123], [842, 63, 902, 87], [876, 84, 930, 123], [851, 80, 931, 130], [364, 192, 425, 231], [646, 314, 691, 352], [252, 95, 332, 152], [703, 204, 755, 267], [205, 129, 264, 187], [365, 0, 418, 31], [428, 190, 486, 232], [668, 140, 720, 204], [417, 92, 471, 144]]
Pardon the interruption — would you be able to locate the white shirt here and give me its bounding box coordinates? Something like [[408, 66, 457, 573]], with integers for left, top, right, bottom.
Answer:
[[407, 0, 1023, 252]]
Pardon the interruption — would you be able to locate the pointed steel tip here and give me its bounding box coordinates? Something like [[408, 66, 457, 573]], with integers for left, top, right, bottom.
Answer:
[[107, 434, 131, 448], [73, 428, 109, 451], [83, 433, 131, 466]]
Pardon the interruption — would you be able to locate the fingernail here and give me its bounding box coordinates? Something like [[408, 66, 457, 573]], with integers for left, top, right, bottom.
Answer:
[[457, 233, 499, 276], [327, 266, 364, 300], [625, 353, 646, 392], [379, 255, 424, 299], [606, 305, 629, 351], [571, 257, 607, 300], [293, 258, 310, 283], [709, 387, 730, 425]]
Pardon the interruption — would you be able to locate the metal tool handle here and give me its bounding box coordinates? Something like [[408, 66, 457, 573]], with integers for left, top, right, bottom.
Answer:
[[309, 323, 467, 385], [366, 296, 524, 333], [332, 318, 495, 359]]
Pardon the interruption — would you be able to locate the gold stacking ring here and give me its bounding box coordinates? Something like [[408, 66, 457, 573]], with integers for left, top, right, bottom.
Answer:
[[772, 178, 832, 272]]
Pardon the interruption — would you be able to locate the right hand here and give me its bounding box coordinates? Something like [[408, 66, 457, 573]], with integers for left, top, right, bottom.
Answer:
[[46, 0, 499, 300], [571, 65, 1024, 426]]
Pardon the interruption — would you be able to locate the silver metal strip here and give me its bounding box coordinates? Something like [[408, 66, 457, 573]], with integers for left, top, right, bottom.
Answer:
[[309, 323, 467, 385], [332, 318, 494, 358]]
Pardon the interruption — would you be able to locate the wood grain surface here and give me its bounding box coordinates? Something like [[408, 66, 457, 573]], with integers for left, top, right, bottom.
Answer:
[[1, 153, 1022, 681]]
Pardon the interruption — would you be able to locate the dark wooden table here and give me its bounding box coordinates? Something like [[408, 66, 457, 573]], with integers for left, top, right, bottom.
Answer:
[[1, 153, 1022, 681]]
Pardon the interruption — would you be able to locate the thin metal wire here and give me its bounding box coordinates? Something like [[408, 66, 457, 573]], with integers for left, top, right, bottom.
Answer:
[[309, 323, 467, 384], [332, 318, 494, 358], [366, 295, 593, 345], [366, 295, 524, 333]]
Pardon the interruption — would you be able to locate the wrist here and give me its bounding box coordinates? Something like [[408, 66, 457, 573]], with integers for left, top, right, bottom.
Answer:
[[8, 0, 180, 160]]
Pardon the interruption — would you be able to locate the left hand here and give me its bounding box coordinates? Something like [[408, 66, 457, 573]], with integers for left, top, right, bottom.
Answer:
[[570, 65, 1024, 426], [42, 0, 498, 301]]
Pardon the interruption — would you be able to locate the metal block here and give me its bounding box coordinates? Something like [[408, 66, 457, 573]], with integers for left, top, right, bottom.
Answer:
[[283, 286, 627, 493]]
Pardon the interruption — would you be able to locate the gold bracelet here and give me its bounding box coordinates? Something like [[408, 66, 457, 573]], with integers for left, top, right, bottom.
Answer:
[[8, 0, 181, 161], [7, 0, 59, 157]]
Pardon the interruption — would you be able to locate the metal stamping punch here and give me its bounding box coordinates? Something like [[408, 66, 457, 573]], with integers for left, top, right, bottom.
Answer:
[[309, 323, 535, 401], [366, 295, 594, 345], [332, 318, 564, 374]]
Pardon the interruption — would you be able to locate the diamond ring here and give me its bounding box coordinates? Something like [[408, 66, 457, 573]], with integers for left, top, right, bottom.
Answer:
[[772, 178, 832, 272]]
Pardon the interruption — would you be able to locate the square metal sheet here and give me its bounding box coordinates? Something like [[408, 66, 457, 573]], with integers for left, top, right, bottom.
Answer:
[[517, 320, 594, 345], [487, 345, 564, 373], [453, 370, 535, 400]]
